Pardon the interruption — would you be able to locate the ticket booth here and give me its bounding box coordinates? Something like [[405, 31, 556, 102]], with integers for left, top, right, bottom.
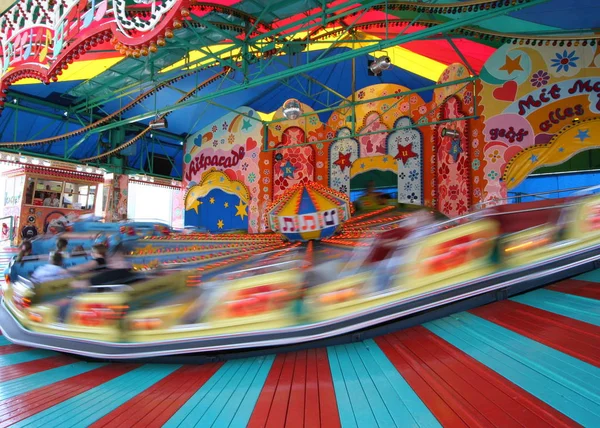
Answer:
[[3, 164, 104, 243]]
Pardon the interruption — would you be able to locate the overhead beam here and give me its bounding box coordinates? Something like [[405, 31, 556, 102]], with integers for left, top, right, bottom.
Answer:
[[102, 0, 543, 128]]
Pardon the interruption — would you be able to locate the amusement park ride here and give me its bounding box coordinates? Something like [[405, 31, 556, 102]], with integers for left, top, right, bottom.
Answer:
[[2, 182, 600, 360]]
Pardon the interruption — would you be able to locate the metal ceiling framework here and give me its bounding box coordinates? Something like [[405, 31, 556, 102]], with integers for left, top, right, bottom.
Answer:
[[0, 0, 593, 179]]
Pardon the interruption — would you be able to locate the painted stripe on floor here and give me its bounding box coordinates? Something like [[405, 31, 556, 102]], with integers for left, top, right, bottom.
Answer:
[[378, 327, 576, 427], [549, 279, 600, 300], [0, 355, 77, 383], [248, 349, 340, 428], [0, 336, 11, 346], [329, 341, 440, 428], [90, 363, 223, 428], [0, 349, 55, 368], [426, 313, 600, 426], [0, 362, 105, 400], [164, 357, 274, 428], [471, 300, 600, 367], [0, 364, 135, 428], [0, 344, 28, 355], [12, 364, 180, 428], [574, 270, 600, 283], [512, 289, 600, 326]]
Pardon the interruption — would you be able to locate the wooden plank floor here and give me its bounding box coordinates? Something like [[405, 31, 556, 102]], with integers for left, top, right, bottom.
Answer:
[[1, 249, 599, 427]]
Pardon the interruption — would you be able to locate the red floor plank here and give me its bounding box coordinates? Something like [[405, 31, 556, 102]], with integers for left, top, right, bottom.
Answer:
[[265, 352, 296, 428], [0, 355, 77, 383], [248, 350, 340, 428], [315, 348, 340, 428], [548, 279, 600, 300], [304, 349, 321, 428], [470, 300, 600, 367], [0, 364, 137, 428], [0, 344, 29, 356], [90, 363, 222, 428], [248, 354, 286, 428], [376, 327, 578, 428], [286, 350, 307, 428]]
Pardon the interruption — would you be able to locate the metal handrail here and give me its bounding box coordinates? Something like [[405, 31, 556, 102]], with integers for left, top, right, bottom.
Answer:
[[474, 184, 599, 210]]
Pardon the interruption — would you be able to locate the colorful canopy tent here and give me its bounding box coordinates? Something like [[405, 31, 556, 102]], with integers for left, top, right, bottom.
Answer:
[[267, 182, 352, 242], [0, 0, 596, 180]]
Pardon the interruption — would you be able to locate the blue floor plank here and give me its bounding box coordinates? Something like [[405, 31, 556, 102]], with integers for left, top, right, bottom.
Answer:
[[0, 362, 104, 400], [512, 289, 600, 326], [426, 313, 600, 427], [14, 364, 180, 428], [0, 349, 55, 368]]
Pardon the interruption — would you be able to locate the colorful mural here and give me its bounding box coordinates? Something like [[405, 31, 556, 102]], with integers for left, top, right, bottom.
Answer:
[[478, 43, 600, 201], [180, 76, 483, 230], [183, 107, 266, 233], [103, 174, 128, 221]]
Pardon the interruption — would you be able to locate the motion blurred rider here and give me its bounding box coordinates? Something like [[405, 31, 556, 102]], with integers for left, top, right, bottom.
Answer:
[[31, 252, 71, 283]]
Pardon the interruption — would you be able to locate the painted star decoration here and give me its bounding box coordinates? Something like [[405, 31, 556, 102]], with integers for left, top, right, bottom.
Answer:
[[217, 219, 224, 229], [235, 201, 248, 220], [499, 54, 523, 75], [189, 199, 200, 214], [282, 160, 296, 178], [449, 138, 463, 163], [333, 151, 352, 172], [224, 202, 229, 208], [576, 129, 590, 142], [209, 197, 215, 204], [241, 119, 252, 131], [394, 143, 418, 165]]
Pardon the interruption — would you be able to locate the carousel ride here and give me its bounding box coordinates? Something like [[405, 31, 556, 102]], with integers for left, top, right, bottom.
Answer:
[[2, 182, 600, 359]]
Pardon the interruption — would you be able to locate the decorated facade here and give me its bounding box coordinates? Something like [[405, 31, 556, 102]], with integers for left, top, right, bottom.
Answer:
[[1, 164, 103, 242]]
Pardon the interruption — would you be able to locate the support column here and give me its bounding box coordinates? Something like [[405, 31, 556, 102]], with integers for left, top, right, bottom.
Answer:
[[103, 174, 129, 221], [103, 127, 129, 221]]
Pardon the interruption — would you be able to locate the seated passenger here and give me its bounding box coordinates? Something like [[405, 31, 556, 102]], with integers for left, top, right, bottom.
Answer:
[[68, 243, 107, 274], [31, 252, 71, 283], [89, 244, 133, 286], [16, 240, 33, 263], [49, 237, 69, 259]]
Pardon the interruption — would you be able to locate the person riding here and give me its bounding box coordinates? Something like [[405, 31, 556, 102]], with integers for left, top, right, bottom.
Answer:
[[68, 243, 107, 274], [31, 252, 71, 283], [16, 240, 33, 263]]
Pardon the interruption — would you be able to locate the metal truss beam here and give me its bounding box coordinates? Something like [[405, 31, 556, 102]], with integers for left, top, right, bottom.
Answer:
[[98, 0, 542, 130]]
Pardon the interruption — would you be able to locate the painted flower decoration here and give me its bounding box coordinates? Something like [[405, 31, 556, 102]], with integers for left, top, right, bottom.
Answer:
[[400, 102, 410, 112], [463, 91, 473, 104], [212, 125, 217, 133], [404, 182, 412, 192], [408, 192, 418, 203], [228, 134, 235, 144], [487, 170, 499, 180], [418, 105, 427, 115], [357, 91, 365, 100], [248, 172, 256, 183], [488, 149, 501, 163], [472, 159, 481, 171], [340, 185, 348, 193], [409, 170, 418, 181], [530, 70, 550, 88], [222, 122, 228, 130], [551, 50, 579, 72], [309, 116, 318, 125]]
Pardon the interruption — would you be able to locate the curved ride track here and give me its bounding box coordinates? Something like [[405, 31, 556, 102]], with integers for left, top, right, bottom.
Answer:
[[0, 246, 599, 427]]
